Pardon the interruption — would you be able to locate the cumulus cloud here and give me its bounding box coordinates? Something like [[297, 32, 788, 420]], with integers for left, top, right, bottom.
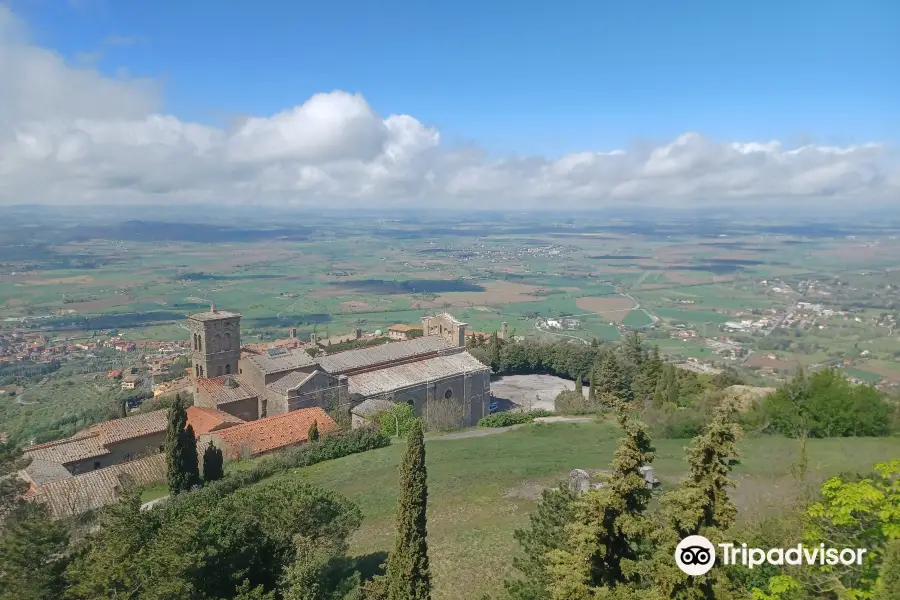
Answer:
[[0, 5, 897, 209]]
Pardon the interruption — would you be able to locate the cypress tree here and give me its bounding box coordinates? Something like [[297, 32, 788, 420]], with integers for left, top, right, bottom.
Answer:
[[165, 394, 199, 494], [574, 376, 583, 395], [588, 371, 597, 402], [202, 441, 224, 482], [385, 418, 431, 600], [308, 419, 320, 442], [489, 331, 502, 372]]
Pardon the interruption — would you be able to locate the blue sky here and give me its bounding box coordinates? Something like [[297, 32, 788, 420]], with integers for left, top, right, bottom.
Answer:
[[12, 0, 900, 155]]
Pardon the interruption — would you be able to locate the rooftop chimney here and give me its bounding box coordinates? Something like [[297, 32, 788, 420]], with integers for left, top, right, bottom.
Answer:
[[210, 303, 217, 313]]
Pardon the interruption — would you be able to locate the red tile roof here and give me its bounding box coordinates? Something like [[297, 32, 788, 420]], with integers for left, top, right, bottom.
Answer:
[[206, 407, 337, 460], [195, 375, 257, 406], [24, 434, 110, 465], [186, 406, 245, 436], [88, 410, 168, 444], [33, 453, 166, 519]]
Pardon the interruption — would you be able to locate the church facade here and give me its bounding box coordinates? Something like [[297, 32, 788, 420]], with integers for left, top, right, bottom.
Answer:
[[191, 308, 492, 428]]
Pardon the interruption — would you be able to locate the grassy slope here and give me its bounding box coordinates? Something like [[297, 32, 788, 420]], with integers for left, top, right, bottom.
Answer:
[[267, 422, 900, 599]]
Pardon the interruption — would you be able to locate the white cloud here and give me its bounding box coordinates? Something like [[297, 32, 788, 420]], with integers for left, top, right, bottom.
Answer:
[[0, 5, 897, 209]]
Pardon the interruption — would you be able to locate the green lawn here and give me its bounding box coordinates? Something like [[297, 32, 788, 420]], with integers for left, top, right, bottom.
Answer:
[[267, 421, 900, 599]]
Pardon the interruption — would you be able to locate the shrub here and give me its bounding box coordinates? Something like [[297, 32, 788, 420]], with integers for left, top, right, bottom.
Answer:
[[376, 401, 417, 438], [762, 368, 893, 437], [424, 397, 466, 432], [554, 390, 602, 415], [644, 403, 708, 439], [477, 410, 553, 428], [168, 428, 391, 506]]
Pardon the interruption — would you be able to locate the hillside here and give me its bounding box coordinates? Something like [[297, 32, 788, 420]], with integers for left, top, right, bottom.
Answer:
[[267, 421, 900, 599]]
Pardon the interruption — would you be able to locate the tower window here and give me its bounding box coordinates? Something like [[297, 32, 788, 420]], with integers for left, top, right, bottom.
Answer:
[[217, 365, 223, 376], [444, 388, 453, 399], [225, 332, 231, 351], [225, 363, 231, 375]]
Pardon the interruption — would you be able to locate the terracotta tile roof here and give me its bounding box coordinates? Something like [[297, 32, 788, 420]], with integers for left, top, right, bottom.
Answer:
[[347, 351, 489, 397], [20, 459, 74, 486], [32, 453, 166, 519], [265, 370, 318, 395], [186, 406, 245, 436], [317, 336, 451, 374], [89, 410, 168, 444], [389, 324, 421, 332], [207, 407, 337, 460], [195, 375, 258, 406], [24, 435, 110, 465], [243, 350, 317, 375]]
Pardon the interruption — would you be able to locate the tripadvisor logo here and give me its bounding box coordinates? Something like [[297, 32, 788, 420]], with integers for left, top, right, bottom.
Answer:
[[675, 535, 868, 575]]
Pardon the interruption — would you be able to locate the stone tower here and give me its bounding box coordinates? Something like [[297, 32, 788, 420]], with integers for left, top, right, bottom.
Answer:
[[421, 313, 468, 347], [188, 305, 242, 379]]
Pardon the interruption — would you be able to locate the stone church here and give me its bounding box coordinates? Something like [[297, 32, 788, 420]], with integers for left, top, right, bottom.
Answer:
[[190, 307, 491, 427]]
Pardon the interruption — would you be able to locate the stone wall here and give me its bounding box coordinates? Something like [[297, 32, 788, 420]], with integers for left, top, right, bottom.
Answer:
[[67, 433, 165, 474]]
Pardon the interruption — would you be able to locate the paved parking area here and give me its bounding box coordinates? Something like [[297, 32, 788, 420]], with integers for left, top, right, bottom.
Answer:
[[490, 374, 588, 412]]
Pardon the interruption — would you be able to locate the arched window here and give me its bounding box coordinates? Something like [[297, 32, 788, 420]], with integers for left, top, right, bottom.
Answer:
[[199, 365, 204, 377], [195, 364, 199, 377], [213, 334, 221, 353], [198, 336, 202, 352], [224, 332, 232, 351], [217, 365, 223, 376], [225, 363, 231, 375]]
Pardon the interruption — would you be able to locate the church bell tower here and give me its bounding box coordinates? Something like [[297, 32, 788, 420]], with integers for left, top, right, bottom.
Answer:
[[188, 305, 242, 379]]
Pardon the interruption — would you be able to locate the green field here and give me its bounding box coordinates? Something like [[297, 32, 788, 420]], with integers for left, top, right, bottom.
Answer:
[[264, 421, 900, 599]]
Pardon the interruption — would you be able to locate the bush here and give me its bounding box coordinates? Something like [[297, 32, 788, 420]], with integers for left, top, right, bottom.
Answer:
[[554, 390, 602, 415], [762, 368, 893, 437], [477, 410, 553, 428], [168, 427, 391, 505], [425, 397, 466, 432], [376, 401, 417, 438], [644, 403, 708, 439]]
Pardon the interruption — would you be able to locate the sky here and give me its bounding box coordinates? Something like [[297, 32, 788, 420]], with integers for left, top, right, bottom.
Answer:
[[1, 0, 898, 210]]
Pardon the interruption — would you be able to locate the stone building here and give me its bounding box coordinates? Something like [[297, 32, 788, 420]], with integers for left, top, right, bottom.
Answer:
[[23, 410, 168, 477], [192, 310, 492, 428]]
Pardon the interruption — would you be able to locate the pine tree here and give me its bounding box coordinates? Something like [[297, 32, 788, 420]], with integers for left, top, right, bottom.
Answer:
[[546, 406, 655, 598], [0, 504, 69, 600], [165, 394, 199, 494], [506, 484, 578, 600], [308, 420, 320, 442], [650, 402, 742, 599], [875, 538, 900, 600], [202, 441, 224, 482], [597, 350, 631, 403], [385, 418, 431, 600], [591, 337, 599, 348]]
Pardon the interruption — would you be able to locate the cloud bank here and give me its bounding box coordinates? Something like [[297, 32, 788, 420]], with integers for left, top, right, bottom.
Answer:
[[1, 7, 897, 209]]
